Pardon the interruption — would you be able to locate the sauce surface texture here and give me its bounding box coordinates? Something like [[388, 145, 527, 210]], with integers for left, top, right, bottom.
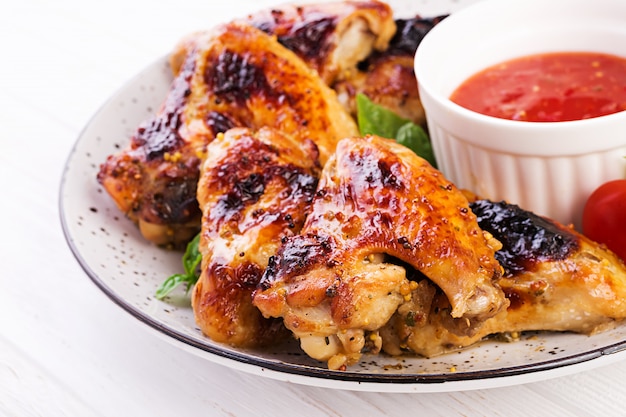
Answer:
[[450, 52, 626, 122]]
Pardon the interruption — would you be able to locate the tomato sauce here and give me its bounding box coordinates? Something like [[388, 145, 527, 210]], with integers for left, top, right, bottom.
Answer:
[[450, 52, 626, 122]]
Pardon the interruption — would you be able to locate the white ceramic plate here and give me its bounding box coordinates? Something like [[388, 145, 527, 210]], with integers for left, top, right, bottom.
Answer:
[[59, 1, 626, 393]]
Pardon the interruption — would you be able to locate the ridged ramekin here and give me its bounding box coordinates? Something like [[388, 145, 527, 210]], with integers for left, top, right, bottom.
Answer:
[[415, 0, 626, 228]]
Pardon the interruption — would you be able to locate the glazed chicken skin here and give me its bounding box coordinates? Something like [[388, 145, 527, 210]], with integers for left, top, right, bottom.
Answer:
[[253, 135, 507, 369], [333, 15, 446, 126], [192, 127, 320, 347], [381, 200, 626, 358], [98, 21, 357, 247], [241, 0, 396, 86]]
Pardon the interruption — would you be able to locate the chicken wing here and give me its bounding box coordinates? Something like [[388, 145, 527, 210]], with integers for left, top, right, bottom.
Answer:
[[381, 199, 626, 358], [253, 135, 507, 369], [192, 127, 320, 347], [333, 15, 446, 126], [98, 22, 357, 247], [241, 0, 396, 85]]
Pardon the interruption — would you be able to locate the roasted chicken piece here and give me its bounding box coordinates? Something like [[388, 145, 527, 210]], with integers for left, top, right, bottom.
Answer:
[[242, 0, 396, 86], [381, 200, 626, 358], [253, 135, 507, 369], [98, 22, 357, 247], [192, 127, 320, 347], [333, 15, 446, 126]]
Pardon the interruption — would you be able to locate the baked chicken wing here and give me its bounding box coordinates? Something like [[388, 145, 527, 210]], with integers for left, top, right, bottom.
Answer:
[[192, 127, 320, 347], [253, 135, 507, 369], [98, 22, 357, 247], [242, 0, 396, 85], [333, 15, 446, 126], [381, 199, 626, 358]]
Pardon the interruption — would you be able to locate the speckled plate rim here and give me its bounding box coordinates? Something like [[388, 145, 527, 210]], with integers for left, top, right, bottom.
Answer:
[[58, 205, 626, 392], [58, 1, 626, 393], [59, 170, 626, 393]]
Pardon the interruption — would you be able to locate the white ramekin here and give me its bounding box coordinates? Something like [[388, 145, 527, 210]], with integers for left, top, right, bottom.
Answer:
[[415, 0, 626, 229]]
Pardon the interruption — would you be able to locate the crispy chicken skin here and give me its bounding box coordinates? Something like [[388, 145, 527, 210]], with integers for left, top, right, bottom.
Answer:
[[98, 22, 357, 247], [381, 200, 626, 358], [192, 127, 320, 347], [242, 0, 396, 85], [253, 135, 507, 369], [333, 16, 446, 126]]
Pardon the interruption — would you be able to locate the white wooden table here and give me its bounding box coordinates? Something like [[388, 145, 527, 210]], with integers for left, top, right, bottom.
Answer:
[[3, 0, 626, 415]]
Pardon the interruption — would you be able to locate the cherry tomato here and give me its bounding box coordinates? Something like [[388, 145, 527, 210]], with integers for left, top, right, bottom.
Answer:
[[582, 179, 626, 261]]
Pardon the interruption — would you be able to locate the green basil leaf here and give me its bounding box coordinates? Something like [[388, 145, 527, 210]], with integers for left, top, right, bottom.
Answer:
[[396, 123, 437, 168], [356, 93, 437, 168], [356, 93, 407, 139], [182, 233, 202, 277], [155, 233, 202, 300], [155, 274, 191, 299]]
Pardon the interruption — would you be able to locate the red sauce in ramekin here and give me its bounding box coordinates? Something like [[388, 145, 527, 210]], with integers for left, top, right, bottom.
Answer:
[[450, 52, 626, 122]]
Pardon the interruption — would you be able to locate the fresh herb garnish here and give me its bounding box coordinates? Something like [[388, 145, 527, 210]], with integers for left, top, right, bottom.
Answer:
[[155, 233, 202, 299], [356, 93, 437, 168]]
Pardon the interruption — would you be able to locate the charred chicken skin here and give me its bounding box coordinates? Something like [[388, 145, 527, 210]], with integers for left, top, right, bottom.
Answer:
[[381, 200, 626, 358], [192, 127, 321, 347], [98, 21, 357, 247], [253, 135, 507, 369]]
